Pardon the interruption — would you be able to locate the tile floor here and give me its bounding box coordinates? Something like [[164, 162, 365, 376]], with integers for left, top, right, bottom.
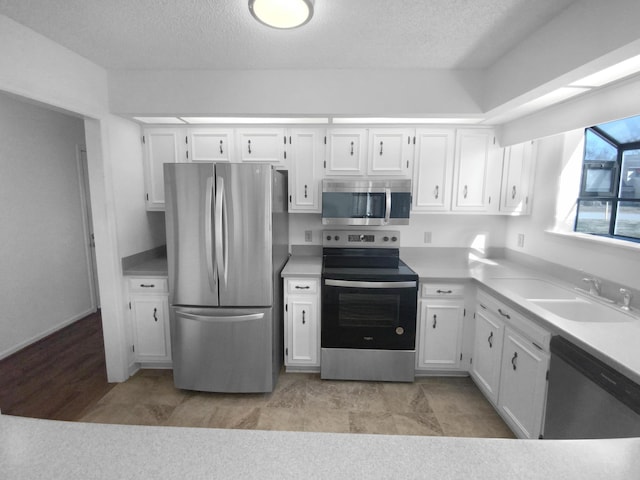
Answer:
[[79, 369, 514, 438]]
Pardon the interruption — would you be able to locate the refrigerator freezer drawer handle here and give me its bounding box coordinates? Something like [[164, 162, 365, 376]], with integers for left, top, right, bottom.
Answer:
[[205, 176, 215, 289], [179, 312, 265, 323]]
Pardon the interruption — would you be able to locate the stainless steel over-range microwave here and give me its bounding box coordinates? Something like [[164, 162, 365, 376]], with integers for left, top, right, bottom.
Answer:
[[322, 178, 412, 225]]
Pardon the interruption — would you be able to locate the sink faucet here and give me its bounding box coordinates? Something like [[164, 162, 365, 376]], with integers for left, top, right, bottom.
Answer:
[[582, 277, 601, 296], [620, 288, 633, 311]]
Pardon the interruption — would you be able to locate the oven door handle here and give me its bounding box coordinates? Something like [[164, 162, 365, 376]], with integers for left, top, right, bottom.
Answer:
[[325, 279, 416, 289]]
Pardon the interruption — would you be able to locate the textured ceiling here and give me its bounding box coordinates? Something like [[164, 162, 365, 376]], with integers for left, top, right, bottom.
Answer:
[[0, 0, 576, 70]]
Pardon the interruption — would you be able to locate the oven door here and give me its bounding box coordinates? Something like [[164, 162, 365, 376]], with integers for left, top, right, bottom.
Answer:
[[321, 278, 417, 350]]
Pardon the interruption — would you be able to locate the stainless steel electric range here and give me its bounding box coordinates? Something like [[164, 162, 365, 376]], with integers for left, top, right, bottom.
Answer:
[[321, 230, 418, 382]]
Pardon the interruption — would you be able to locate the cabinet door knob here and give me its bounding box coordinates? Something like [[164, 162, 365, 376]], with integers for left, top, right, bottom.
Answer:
[[219, 140, 224, 154], [488, 331, 493, 348], [511, 351, 518, 371], [379, 141, 384, 156], [350, 141, 354, 156], [463, 185, 468, 199], [248, 139, 252, 154], [304, 184, 308, 198], [153, 308, 158, 322], [302, 310, 306, 325], [432, 314, 437, 329], [511, 185, 517, 199], [434, 185, 439, 199]]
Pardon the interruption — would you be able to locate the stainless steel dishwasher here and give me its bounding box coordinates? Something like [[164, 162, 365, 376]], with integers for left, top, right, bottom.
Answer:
[[543, 335, 640, 439]]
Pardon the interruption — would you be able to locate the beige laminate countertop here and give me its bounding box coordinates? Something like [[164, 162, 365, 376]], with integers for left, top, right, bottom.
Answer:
[[281, 255, 322, 277], [2, 414, 639, 479]]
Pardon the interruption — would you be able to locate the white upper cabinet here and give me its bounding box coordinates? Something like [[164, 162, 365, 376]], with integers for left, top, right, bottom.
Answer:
[[188, 128, 234, 163], [500, 141, 535, 215], [287, 128, 325, 212], [368, 128, 414, 176], [142, 128, 187, 211], [324, 128, 368, 176], [236, 128, 287, 167], [412, 129, 455, 212], [452, 129, 502, 212]]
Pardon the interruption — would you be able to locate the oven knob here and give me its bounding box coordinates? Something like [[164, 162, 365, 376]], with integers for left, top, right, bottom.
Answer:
[[326, 235, 332, 241], [391, 236, 398, 242], [383, 236, 389, 242], [334, 235, 340, 241], [396, 327, 405, 335]]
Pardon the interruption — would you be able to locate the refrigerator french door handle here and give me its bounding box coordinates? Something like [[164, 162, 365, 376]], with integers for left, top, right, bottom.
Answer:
[[384, 187, 391, 224], [178, 311, 265, 322], [215, 176, 225, 287], [222, 177, 229, 285], [205, 176, 216, 289]]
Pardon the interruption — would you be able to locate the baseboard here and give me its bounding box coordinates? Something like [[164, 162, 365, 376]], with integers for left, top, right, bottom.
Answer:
[[0, 307, 96, 360]]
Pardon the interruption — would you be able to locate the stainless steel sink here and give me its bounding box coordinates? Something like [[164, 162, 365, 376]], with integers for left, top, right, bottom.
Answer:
[[487, 277, 578, 300], [530, 298, 634, 323]]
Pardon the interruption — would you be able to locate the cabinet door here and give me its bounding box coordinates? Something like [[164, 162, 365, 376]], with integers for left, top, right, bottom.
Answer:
[[143, 128, 187, 210], [324, 128, 367, 176], [286, 296, 319, 366], [236, 128, 286, 166], [188, 128, 234, 163], [501, 141, 534, 214], [452, 129, 499, 212], [417, 301, 464, 370], [471, 308, 504, 405], [498, 328, 549, 439], [413, 129, 455, 211], [288, 128, 325, 212], [130, 295, 171, 362], [368, 129, 413, 176]]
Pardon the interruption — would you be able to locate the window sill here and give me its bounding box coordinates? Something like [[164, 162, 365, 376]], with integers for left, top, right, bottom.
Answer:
[[545, 228, 640, 252]]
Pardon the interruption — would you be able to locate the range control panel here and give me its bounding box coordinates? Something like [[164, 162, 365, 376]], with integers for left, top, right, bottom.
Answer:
[[322, 230, 400, 248]]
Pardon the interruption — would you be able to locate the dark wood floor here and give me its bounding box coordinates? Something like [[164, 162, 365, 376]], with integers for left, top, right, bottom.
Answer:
[[0, 311, 114, 420]]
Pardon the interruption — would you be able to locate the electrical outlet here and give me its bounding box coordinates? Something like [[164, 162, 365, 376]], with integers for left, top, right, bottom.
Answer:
[[424, 231, 432, 244], [517, 233, 525, 248], [304, 230, 312, 242]]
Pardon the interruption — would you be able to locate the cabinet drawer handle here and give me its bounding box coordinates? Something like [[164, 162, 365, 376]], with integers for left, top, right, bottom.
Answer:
[[436, 289, 453, 294], [140, 284, 155, 288], [488, 331, 493, 348], [302, 310, 306, 325], [295, 285, 311, 290], [379, 141, 384, 155], [432, 314, 437, 329], [350, 141, 354, 156], [219, 140, 224, 154], [498, 308, 511, 319], [434, 185, 439, 199], [511, 351, 518, 371], [153, 308, 158, 322]]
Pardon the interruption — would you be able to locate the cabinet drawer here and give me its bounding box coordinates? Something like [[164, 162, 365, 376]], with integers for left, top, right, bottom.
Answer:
[[128, 278, 168, 293], [287, 278, 318, 294], [421, 283, 465, 298]]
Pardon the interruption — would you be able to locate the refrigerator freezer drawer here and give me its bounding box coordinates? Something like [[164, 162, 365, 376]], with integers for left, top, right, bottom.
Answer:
[[171, 306, 275, 393]]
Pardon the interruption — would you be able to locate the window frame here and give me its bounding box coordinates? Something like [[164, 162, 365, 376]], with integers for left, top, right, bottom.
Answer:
[[575, 126, 640, 242]]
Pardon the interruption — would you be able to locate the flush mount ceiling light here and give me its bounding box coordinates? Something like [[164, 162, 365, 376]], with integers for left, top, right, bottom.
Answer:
[[249, 0, 314, 29]]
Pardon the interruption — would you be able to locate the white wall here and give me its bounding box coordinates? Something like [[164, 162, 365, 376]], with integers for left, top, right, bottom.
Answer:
[[289, 213, 507, 249], [0, 92, 92, 358], [505, 133, 640, 290], [107, 115, 165, 257]]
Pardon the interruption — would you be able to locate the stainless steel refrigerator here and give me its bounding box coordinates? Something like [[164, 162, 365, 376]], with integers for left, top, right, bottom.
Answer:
[[164, 163, 289, 393]]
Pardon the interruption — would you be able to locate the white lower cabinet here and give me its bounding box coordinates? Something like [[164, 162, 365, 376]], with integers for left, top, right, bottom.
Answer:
[[416, 283, 465, 372], [498, 327, 550, 439], [470, 306, 505, 405], [471, 290, 550, 439], [128, 277, 171, 364], [284, 278, 320, 370]]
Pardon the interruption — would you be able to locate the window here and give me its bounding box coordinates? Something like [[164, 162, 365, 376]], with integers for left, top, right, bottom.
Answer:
[[575, 116, 640, 241]]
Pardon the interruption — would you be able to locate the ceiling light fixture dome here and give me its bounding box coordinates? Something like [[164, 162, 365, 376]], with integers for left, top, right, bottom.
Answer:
[[249, 0, 314, 29]]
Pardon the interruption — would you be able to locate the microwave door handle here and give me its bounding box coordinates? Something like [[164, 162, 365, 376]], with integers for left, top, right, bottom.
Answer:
[[384, 188, 391, 224], [205, 176, 216, 289]]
